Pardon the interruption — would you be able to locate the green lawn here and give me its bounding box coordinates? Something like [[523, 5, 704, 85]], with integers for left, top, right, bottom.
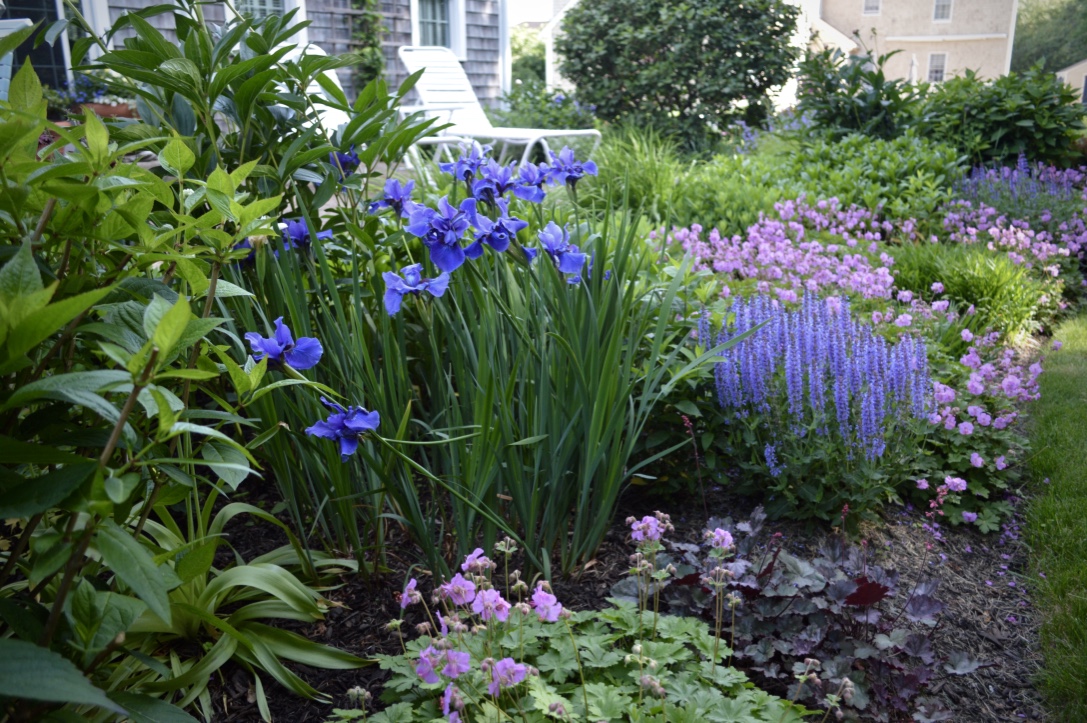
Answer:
[[1027, 314, 1087, 719]]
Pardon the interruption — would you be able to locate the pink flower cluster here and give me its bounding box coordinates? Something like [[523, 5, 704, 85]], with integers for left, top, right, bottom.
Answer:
[[664, 198, 896, 301], [399, 547, 567, 714], [943, 200, 1086, 265]]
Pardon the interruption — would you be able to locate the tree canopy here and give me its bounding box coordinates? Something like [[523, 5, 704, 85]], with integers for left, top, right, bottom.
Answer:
[[555, 0, 799, 150]]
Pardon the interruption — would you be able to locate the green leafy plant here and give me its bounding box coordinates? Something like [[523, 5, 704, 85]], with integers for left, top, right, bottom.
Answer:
[[796, 48, 923, 142], [366, 538, 810, 722], [556, 0, 800, 151], [916, 66, 1086, 166]]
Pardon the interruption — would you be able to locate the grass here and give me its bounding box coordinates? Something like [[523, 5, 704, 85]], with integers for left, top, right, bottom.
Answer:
[[1026, 313, 1087, 719]]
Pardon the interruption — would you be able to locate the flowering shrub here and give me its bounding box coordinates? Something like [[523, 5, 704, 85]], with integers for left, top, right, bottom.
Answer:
[[708, 293, 930, 522], [612, 508, 982, 722], [370, 539, 807, 722]]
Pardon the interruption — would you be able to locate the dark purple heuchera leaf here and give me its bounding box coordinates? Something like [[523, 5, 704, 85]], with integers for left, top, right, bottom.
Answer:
[[845, 576, 891, 606], [902, 633, 936, 664], [904, 594, 945, 623], [826, 578, 859, 603], [817, 536, 849, 565], [943, 651, 985, 675]]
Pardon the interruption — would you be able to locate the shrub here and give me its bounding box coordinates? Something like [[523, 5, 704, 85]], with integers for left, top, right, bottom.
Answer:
[[916, 66, 1086, 166], [488, 79, 597, 133], [556, 0, 800, 151], [0, 19, 371, 718], [670, 154, 782, 236], [511, 25, 545, 84], [774, 134, 963, 223], [891, 243, 1051, 342], [796, 48, 922, 141], [368, 532, 809, 721], [612, 509, 981, 722]]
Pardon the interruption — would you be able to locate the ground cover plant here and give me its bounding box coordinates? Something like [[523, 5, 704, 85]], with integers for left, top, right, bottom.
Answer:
[[612, 509, 985, 722], [363, 538, 809, 722]]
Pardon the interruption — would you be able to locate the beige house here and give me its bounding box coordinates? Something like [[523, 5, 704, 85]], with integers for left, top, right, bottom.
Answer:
[[542, 0, 1019, 103], [1057, 59, 1087, 103], [821, 0, 1019, 83]]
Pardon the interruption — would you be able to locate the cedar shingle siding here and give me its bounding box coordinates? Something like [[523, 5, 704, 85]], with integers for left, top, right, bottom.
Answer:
[[104, 0, 501, 103]]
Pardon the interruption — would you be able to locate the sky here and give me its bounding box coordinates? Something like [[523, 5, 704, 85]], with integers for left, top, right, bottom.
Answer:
[[508, 0, 553, 27]]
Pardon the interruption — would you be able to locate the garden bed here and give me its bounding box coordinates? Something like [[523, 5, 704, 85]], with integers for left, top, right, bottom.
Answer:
[[207, 483, 1048, 722]]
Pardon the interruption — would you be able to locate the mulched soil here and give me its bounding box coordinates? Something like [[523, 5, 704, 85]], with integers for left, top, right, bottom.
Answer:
[[206, 481, 1048, 722]]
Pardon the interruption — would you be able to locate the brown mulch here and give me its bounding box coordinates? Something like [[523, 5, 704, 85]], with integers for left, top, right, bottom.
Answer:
[[204, 481, 1048, 722]]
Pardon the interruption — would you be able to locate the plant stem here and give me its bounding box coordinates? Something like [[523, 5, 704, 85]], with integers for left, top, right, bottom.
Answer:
[[30, 197, 57, 246], [99, 348, 159, 468], [38, 522, 95, 647], [0, 513, 42, 589]]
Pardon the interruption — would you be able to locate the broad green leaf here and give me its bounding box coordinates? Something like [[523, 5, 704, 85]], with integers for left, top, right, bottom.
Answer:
[[0, 436, 83, 464], [0, 242, 43, 308], [142, 295, 173, 340], [8, 61, 43, 114], [157, 138, 195, 177], [88, 592, 146, 653], [151, 294, 192, 358], [200, 279, 252, 298], [95, 520, 172, 624], [2, 286, 113, 370], [0, 639, 125, 713], [0, 23, 38, 60], [3, 369, 130, 409], [176, 540, 217, 583], [201, 441, 251, 490], [0, 462, 96, 518], [83, 112, 110, 163]]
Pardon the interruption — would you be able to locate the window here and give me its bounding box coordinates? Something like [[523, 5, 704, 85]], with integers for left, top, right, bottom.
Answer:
[[1082, 76, 1087, 106], [928, 53, 947, 83], [419, 0, 450, 47], [236, 0, 285, 19], [411, 0, 465, 58], [933, 0, 952, 21], [863, 0, 880, 15]]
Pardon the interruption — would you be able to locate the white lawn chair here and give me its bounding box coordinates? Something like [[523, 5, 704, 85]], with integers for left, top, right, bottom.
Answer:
[[397, 46, 601, 167], [0, 19, 33, 103]]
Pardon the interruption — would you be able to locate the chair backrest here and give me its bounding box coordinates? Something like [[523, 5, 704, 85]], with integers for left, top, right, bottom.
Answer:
[[0, 19, 33, 103], [398, 46, 493, 130]]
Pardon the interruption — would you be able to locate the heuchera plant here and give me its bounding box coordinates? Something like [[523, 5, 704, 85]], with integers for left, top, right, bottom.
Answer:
[[369, 534, 810, 722], [612, 509, 985, 723]]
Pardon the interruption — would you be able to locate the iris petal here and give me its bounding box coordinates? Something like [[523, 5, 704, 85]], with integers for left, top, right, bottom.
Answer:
[[286, 336, 324, 370]]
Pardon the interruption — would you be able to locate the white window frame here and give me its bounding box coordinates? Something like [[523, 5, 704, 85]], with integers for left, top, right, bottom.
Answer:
[[863, 0, 881, 16], [933, 0, 952, 22], [411, 0, 467, 61], [927, 52, 947, 83]]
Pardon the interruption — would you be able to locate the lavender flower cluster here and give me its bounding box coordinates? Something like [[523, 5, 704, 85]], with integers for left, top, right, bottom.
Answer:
[[954, 153, 1085, 207], [712, 293, 930, 464], [665, 198, 897, 302]]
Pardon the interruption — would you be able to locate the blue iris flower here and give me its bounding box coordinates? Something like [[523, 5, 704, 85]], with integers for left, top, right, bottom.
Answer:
[[329, 146, 360, 178], [368, 178, 417, 219], [537, 222, 586, 279], [471, 159, 519, 205], [305, 396, 380, 460], [382, 263, 451, 315], [244, 317, 324, 370], [514, 162, 549, 203], [406, 197, 473, 273], [547, 146, 598, 189], [463, 198, 529, 259], [439, 143, 492, 182], [281, 218, 333, 249]]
